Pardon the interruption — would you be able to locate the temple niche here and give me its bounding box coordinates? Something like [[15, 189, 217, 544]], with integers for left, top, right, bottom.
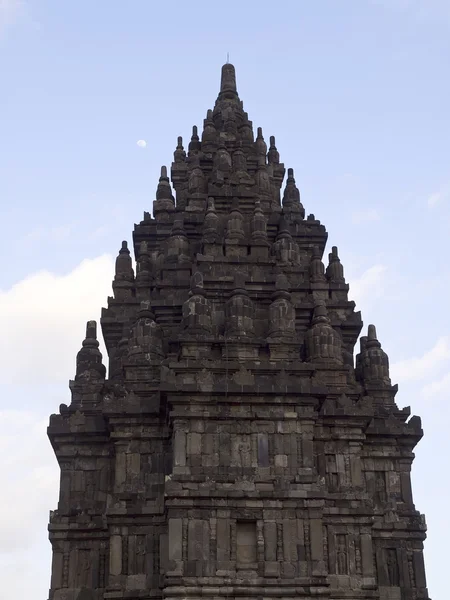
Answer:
[[46, 63, 430, 600]]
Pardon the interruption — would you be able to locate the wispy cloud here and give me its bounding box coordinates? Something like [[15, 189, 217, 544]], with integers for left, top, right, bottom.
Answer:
[[0, 254, 113, 384], [427, 184, 450, 208], [391, 337, 450, 382], [0, 255, 115, 597], [350, 264, 387, 309], [351, 208, 380, 225], [422, 371, 450, 399]]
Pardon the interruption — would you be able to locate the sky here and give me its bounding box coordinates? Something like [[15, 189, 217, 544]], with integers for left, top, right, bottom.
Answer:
[[1, 0, 449, 597]]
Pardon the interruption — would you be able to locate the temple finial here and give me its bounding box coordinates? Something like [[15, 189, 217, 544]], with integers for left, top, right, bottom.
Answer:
[[75, 320, 106, 381], [367, 324, 381, 348], [268, 135, 280, 164], [174, 136, 186, 163], [84, 320, 98, 344], [155, 165, 174, 202], [188, 126, 201, 155], [220, 62, 237, 94], [115, 240, 134, 280]]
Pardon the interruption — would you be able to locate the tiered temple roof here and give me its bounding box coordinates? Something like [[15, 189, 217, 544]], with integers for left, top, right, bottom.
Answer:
[[47, 64, 430, 600]]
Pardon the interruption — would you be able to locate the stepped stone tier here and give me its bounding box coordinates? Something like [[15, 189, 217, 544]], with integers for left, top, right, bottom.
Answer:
[[47, 64, 430, 600]]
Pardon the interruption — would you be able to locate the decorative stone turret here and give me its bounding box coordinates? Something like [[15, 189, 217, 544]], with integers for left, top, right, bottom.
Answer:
[[326, 246, 346, 283], [188, 165, 207, 196], [309, 246, 326, 283], [203, 198, 219, 239], [75, 321, 106, 382], [188, 125, 201, 155], [255, 127, 267, 159], [135, 240, 152, 298], [267, 135, 280, 165], [202, 198, 221, 258], [153, 166, 176, 221], [249, 200, 269, 259], [113, 241, 135, 300], [268, 274, 295, 340], [226, 271, 254, 338], [68, 320, 106, 410], [202, 109, 217, 151], [213, 144, 232, 182], [251, 200, 268, 243], [180, 271, 214, 359], [187, 162, 207, 212], [166, 214, 190, 263], [255, 159, 272, 205], [305, 301, 343, 364], [267, 273, 297, 360], [232, 149, 251, 183], [282, 168, 305, 219], [225, 197, 245, 257], [182, 271, 212, 335], [127, 300, 164, 366], [109, 322, 130, 381], [239, 115, 254, 143], [361, 324, 391, 386], [273, 215, 300, 265], [224, 107, 238, 138], [174, 136, 186, 163]]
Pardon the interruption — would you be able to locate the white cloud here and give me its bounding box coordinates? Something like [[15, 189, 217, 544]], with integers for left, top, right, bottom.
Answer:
[[0, 254, 114, 385], [349, 264, 387, 308], [0, 254, 117, 598], [0, 410, 59, 553], [137, 139, 147, 148], [391, 337, 450, 382], [427, 184, 450, 207], [0, 406, 60, 597], [351, 208, 380, 225], [422, 371, 450, 399]]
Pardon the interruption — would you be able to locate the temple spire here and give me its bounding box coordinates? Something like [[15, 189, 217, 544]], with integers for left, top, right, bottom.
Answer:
[[220, 62, 237, 95]]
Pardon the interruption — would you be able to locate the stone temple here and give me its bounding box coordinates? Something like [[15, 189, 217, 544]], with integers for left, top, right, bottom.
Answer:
[[47, 64, 430, 600]]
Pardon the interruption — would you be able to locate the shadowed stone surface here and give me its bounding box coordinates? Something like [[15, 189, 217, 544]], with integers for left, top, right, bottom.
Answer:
[[47, 63, 430, 600]]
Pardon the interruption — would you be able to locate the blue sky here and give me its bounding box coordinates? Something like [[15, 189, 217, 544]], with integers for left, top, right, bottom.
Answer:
[[1, 1, 449, 598]]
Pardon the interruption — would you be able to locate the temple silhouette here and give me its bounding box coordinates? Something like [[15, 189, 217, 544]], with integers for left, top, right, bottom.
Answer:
[[47, 63, 430, 600]]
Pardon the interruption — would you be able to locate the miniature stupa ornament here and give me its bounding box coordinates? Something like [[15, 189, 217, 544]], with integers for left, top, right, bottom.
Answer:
[[361, 324, 391, 385], [182, 270, 212, 334], [305, 301, 343, 364], [188, 125, 201, 155], [75, 320, 106, 381], [174, 136, 186, 162], [255, 127, 267, 157], [326, 245, 345, 283], [226, 271, 255, 338], [268, 273, 295, 339], [114, 241, 134, 282], [127, 300, 164, 362], [268, 135, 280, 164]]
